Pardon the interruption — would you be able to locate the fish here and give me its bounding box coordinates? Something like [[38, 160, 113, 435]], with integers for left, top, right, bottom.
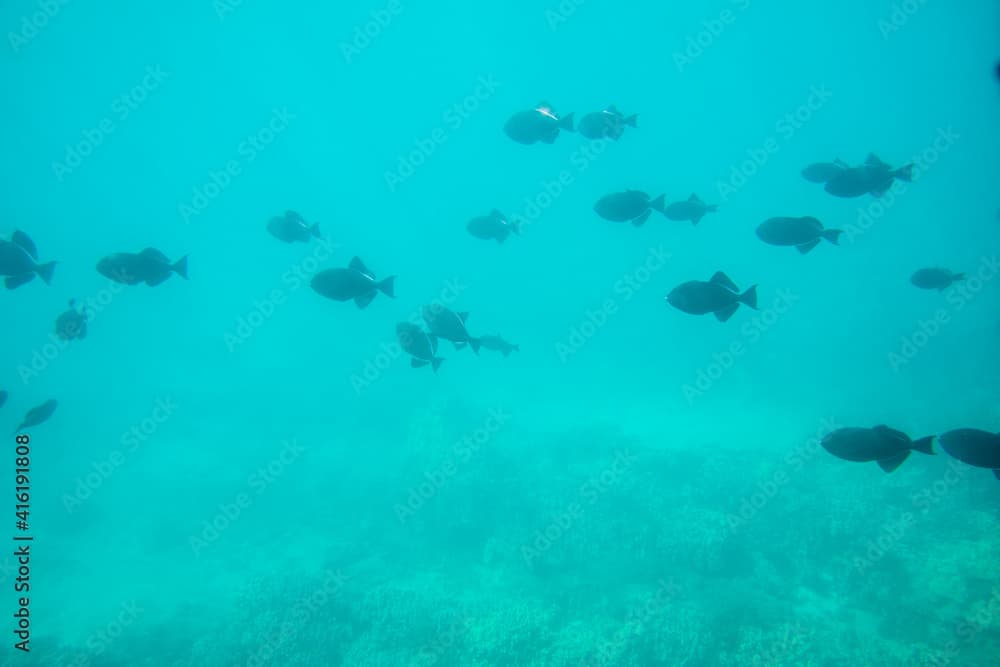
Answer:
[[0, 390, 7, 408], [503, 102, 575, 145], [756, 217, 843, 254], [467, 210, 520, 243], [0, 231, 56, 289], [267, 210, 322, 243], [822, 426, 935, 472], [422, 305, 481, 353], [594, 191, 666, 226], [664, 194, 718, 225], [577, 105, 637, 141], [939, 429, 1000, 479], [13, 399, 58, 434], [396, 322, 444, 372], [97, 249, 188, 286], [480, 335, 519, 357], [55, 299, 88, 341], [910, 268, 965, 291], [824, 154, 914, 198], [801, 159, 849, 184], [666, 271, 758, 322], [311, 257, 395, 308]]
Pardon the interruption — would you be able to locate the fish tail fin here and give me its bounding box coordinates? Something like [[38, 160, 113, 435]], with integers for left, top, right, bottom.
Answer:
[[469, 338, 481, 355], [560, 112, 575, 132], [894, 164, 914, 182], [911, 436, 936, 455], [431, 357, 444, 373], [822, 229, 843, 245], [311, 223, 322, 239], [377, 276, 396, 298], [740, 285, 759, 310], [172, 255, 189, 280], [649, 194, 666, 214], [36, 261, 56, 285]]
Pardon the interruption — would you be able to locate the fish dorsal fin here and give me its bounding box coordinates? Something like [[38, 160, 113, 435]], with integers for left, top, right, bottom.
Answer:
[[688, 193, 701, 203], [349, 256, 373, 277], [458, 312, 469, 323], [139, 247, 169, 262], [865, 153, 888, 168], [606, 104, 619, 114], [709, 271, 739, 293], [491, 209, 505, 221], [873, 425, 907, 445], [11, 231, 38, 260]]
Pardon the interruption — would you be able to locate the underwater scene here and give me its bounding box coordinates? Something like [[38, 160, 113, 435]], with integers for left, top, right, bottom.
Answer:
[[2, 0, 999, 665]]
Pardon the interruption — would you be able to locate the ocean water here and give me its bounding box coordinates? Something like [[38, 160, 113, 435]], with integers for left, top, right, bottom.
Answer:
[[1, 0, 999, 665]]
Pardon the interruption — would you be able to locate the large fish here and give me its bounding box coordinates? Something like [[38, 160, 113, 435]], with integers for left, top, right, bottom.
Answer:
[[756, 217, 843, 254], [311, 257, 395, 308], [397, 322, 444, 372], [939, 429, 1000, 479], [503, 102, 575, 145], [801, 159, 849, 184], [594, 191, 666, 226], [97, 249, 188, 286], [467, 210, 519, 243], [422, 305, 481, 353], [824, 154, 913, 198], [910, 268, 965, 291], [577, 105, 637, 141], [267, 210, 322, 243], [666, 272, 757, 322], [0, 231, 56, 289], [14, 399, 58, 434], [821, 426, 935, 473], [664, 194, 717, 225]]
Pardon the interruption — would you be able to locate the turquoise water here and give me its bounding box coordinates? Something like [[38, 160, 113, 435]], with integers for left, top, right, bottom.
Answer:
[[2, 0, 999, 664]]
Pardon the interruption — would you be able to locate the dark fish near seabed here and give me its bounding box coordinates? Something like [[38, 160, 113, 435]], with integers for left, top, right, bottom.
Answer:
[[422, 305, 481, 353], [311, 257, 395, 308], [396, 322, 444, 372], [938, 429, 1000, 479], [666, 271, 758, 322], [756, 217, 843, 254], [910, 268, 965, 291], [480, 335, 519, 357], [594, 190, 666, 226], [14, 399, 58, 434], [801, 159, 849, 183], [467, 210, 520, 243], [267, 210, 322, 243], [824, 154, 913, 198], [0, 230, 56, 289], [503, 102, 575, 144], [0, 391, 7, 408], [664, 194, 717, 225], [55, 299, 88, 341], [577, 105, 637, 141], [97, 248, 188, 286], [821, 426, 935, 472]]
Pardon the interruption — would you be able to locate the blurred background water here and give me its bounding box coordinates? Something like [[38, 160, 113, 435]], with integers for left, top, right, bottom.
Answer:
[[1, 0, 999, 665]]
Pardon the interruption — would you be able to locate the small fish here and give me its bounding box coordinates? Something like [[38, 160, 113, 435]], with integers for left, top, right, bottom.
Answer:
[[97, 249, 188, 286], [594, 191, 666, 226], [14, 399, 58, 434], [311, 257, 395, 308], [480, 335, 519, 357], [666, 271, 757, 322], [801, 159, 849, 184], [55, 299, 88, 341], [0, 390, 7, 408], [822, 426, 935, 473], [467, 210, 520, 243], [422, 305, 481, 353], [577, 105, 637, 141], [910, 268, 965, 291], [756, 217, 843, 254], [503, 102, 575, 145], [267, 210, 322, 243], [939, 429, 1000, 479], [664, 194, 717, 225], [397, 322, 444, 372], [824, 154, 913, 198], [0, 231, 56, 289]]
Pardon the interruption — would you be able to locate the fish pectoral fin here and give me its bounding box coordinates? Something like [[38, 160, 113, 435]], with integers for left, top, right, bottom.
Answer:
[[877, 451, 910, 473], [714, 303, 739, 323], [796, 239, 821, 254], [354, 292, 377, 309]]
